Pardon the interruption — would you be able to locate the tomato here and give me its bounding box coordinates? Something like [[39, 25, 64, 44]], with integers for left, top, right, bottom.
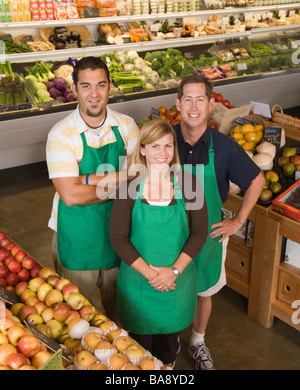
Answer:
[[212, 92, 217, 99], [209, 122, 218, 130], [222, 99, 231, 108], [166, 109, 178, 119], [215, 93, 223, 102]]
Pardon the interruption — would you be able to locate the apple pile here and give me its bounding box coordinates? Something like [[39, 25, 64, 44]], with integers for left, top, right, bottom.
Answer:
[[0, 231, 43, 292], [277, 147, 300, 177], [0, 308, 54, 370]]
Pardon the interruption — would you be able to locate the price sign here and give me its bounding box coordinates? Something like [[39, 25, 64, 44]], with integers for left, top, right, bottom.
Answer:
[[264, 126, 282, 151], [150, 107, 160, 120]]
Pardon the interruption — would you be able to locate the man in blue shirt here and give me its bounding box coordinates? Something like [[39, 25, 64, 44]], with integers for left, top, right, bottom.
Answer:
[[174, 74, 265, 370]]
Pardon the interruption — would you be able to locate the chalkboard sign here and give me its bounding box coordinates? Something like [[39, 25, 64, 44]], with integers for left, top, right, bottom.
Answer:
[[150, 107, 160, 120], [26, 322, 71, 362], [83, 7, 99, 17], [0, 286, 20, 305], [264, 126, 282, 151]]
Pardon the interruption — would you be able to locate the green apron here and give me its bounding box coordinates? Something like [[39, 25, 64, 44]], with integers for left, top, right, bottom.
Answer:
[[182, 130, 223, 293], [57, 126, 126, 270], [117, 177, 197, 334]]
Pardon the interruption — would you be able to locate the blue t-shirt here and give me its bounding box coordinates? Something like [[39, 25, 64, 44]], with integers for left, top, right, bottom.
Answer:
[[174, 124, 261, 204]]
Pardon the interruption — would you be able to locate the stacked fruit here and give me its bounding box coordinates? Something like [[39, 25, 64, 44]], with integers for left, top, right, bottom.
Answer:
[[232, 122, 264, 151], [0, 232, 42, 292], [277, 147, 300, 177], [259, 171, 282, 202], [0, 308, 54, 370]]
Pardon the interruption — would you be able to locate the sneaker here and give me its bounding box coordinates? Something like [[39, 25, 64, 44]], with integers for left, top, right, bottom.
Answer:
[[187, 342, 215, 370]]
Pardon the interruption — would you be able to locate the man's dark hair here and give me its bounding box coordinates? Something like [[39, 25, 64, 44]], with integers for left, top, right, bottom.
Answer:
[[72, 56, 110, 86], [177, 73, 213, 100]]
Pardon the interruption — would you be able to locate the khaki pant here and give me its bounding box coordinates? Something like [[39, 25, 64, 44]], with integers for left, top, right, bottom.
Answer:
[[51, 232, 119, 318]]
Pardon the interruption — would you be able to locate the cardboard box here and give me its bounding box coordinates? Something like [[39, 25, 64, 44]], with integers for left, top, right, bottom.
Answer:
[[272, 180, 300, 222]]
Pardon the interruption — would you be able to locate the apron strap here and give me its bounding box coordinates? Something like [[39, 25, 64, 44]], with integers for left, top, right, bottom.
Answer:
[[112, 125, 125, 153], [208, 128, 214, 154]]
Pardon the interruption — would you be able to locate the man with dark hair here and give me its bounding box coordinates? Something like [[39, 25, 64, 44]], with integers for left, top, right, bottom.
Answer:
[[174, 73, 265, 369], [46, 56, 139, 321]]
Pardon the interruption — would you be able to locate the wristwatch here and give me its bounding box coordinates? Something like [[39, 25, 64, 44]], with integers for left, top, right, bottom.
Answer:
[[170, 266, 180, 277]]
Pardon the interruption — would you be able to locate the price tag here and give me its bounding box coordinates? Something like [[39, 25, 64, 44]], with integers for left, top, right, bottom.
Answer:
[[150, 107, 160, 120], [250, 101, 271, 118], [264, 126, 282, 151], [237, 63, 247, 70]]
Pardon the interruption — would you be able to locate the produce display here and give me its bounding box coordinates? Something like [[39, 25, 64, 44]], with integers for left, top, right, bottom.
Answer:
[[275, 146, 300, 178], [231, 118, 264, 152], [259, 171, 283, 203], [0, 232, 169, 370]]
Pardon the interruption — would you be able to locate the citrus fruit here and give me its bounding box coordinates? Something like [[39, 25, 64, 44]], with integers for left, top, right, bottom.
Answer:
[[263, 181, 270, 189], [283, 162, 295, 176], [254, 124, 264, 132], [237, 139, 246, 146], [233, 125, 242, 133], [157, 106, 167, 115], [242, 142, 256, 151], [244, 131, 257, 142], [265, 171, 279, 183], [242, 123, 254, 133], [255, 130, 264, 144], [270, 182, 282, 194], [233, 132, 244, 140], [259, 189, 273, 202], [282, 147, 296, 157]]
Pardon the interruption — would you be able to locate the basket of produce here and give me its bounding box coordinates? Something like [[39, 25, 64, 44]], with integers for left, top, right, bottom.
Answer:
[[14, 34, 55, 52], [231, 114, 265, 152], [272, 179, 300, 221], [271, 105, 300, 140], [274, 146, 300, 180], [39, 25, 92, 50]]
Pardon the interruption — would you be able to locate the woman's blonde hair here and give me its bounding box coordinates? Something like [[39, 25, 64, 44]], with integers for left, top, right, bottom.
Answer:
[[128, 119, 180, 178]]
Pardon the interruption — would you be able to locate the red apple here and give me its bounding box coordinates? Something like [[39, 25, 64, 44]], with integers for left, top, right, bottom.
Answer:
[[34, 301, 47, 315], [4, 255, 14, 266], [15, 250, 27, 262], [7, 325, 27, 346], [66, 292, 85, 310], [17, 335, 40, 358], [55, 277, 70, 291], [0, 249, 10, 261], [0, 278, 6, 288], [62, 284, 79, 300], [29, 277, 46, 292], [5, 273, 19, 286], [22, 256, 37, 271], [5, 352, 29, 370], [14, 281, 29, 296], [64, 310, 80, 325], [45, 289, 63, 307], [0, 265, 9, 278], [17, 268, 30, 282], [10, 245, 21, 257], [291, 155, 300, 165], [0, 232, 6, 241], [41, 307, 54, 323], [0, 343, 17, 364], [8, 260, 21, 274], [79, 305, 96, 322], [30, 265, 42, 278], [0, 317, 17, 335], [18, 305, 36, 322], [20, 288, 36, 304], [47, 274, 60, 287], [39, 267, 57, 279], [53, 302, 70, 322], [0, 238, 12, 249]]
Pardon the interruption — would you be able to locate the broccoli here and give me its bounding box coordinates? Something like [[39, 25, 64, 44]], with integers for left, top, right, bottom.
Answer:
[[144, 52, 155, 63], [180, 63, 195, 78], [151, 58, 163, 72], [166, 48, 182, 57]]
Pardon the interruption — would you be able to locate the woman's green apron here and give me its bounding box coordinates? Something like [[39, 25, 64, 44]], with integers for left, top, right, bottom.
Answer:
[[57, 126, 126, 270], [182, 129, 223, 293], [117, 177, 197, 334]]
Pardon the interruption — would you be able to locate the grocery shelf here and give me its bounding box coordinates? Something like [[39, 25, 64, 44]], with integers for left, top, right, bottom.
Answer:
[[1, 3, 300, 30]]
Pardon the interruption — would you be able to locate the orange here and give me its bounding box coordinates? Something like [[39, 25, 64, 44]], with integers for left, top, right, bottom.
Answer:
[[255, 130, 264, 144], [237, 139, 246, 146], [265, 171, 279, 183], [233, 132, 244, 140], [242, 123, 254, 133], [157, 106, 167, 115], [244, 131, 257, 142], [233, 125, 242, 133], [242, 142, 256, 151], [254, 124, 264, 132]]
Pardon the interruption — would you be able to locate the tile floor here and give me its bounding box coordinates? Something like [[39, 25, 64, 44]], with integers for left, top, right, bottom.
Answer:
[[0, 164, 300, 371]]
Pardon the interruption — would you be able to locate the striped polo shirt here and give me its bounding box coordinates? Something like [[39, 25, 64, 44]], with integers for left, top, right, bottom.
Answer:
[[46, 105, 140, 231]]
